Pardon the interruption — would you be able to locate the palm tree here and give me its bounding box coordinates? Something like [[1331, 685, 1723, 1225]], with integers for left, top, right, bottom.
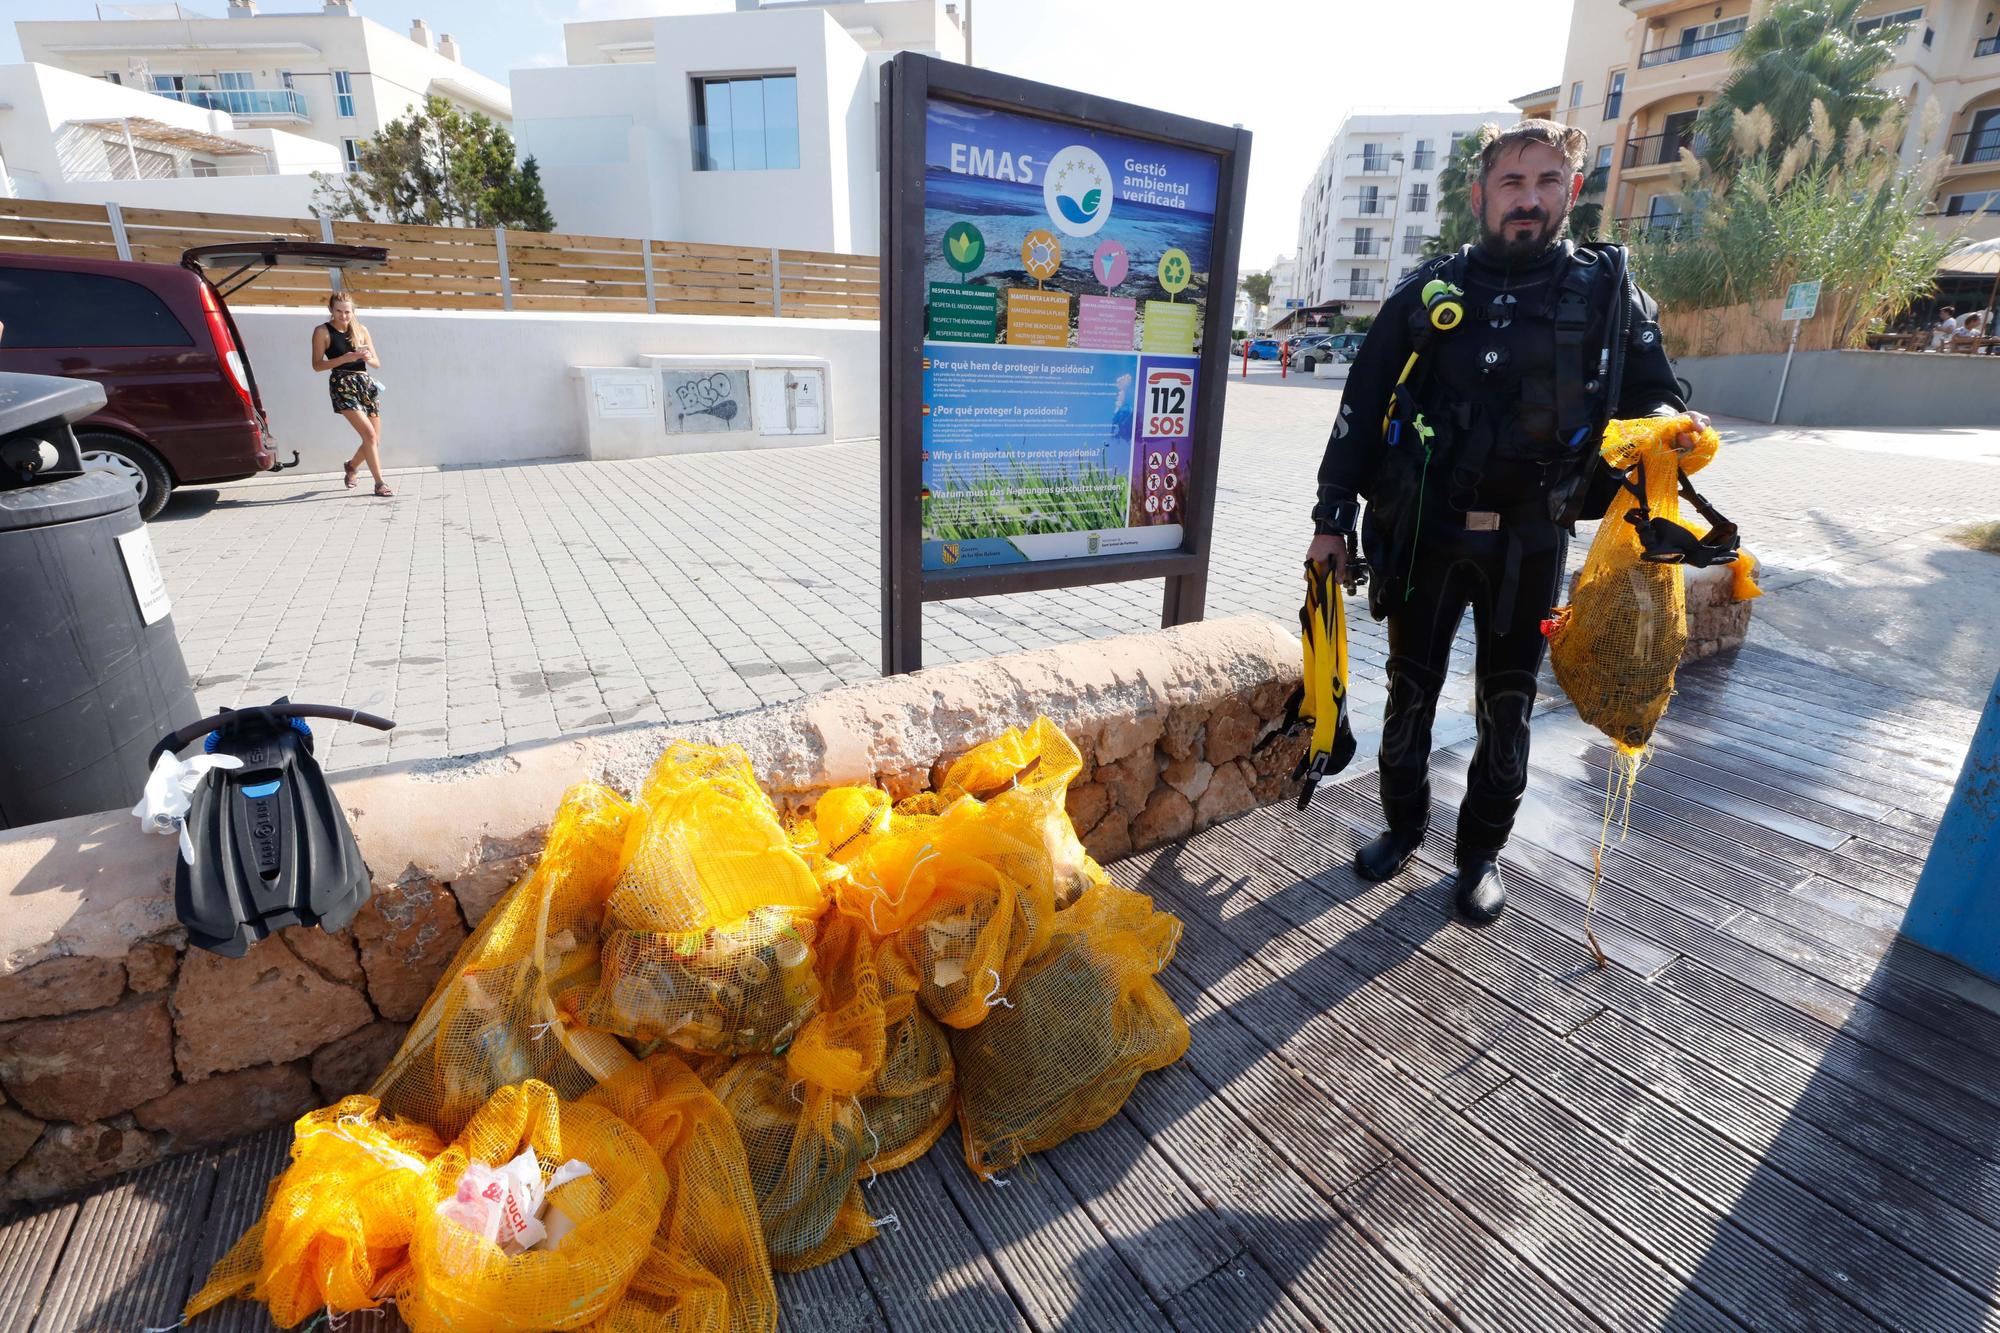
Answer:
[[1423, 131, 1487, 257], [1695, 0, 1904, 175], [1570, 161, 1611, 241]]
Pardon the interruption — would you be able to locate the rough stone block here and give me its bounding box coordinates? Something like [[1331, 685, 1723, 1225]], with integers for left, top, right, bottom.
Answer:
[[1163, 757, 1214, 803], [348, 878, 469, 1023], [1099, 747, 1157, 816], [310, 1020, 410, 1103], [1081, 809, 1134, 864], [1097, 714, 1165, 766], [174, 935, 374, 1082], [1065, 781, 1112, 837], [1161, 709, 1204, 762], [0, 955, 126, 1024], [1195, 760, 1257, 828], [450, 851, 538, 930], [1205, 704, 1260, 767], [282, 924, 366, 987], [0, 1105, 43, 1174], [123, 940, 178, 994], [1131, 787, 1195, 849], [6, 1119, 161, 1205], [134, 1062, 316, 1151], [0, 995, 175, 1123]]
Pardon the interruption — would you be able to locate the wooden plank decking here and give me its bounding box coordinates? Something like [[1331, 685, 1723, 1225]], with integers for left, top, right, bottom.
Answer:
[[2, 643, 1994, 1333]]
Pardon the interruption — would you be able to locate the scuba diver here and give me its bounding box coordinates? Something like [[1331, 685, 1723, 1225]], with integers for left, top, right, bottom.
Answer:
[[1304, 119, 1705, 923]]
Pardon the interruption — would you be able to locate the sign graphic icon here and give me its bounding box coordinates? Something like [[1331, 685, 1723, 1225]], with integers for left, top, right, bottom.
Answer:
[[1781, 279, 1821, 323], [1093, 238, 1129, 289], [943, 221, 985, 274], [1021, 229, 1063, 281], [1043, 143, 1113, 237], [1157, 247, 1192, 295]]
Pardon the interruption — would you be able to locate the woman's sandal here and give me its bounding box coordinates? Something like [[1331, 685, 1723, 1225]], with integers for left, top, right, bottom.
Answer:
[[374, 482, 395, 498], [343, 460, 359, 489]]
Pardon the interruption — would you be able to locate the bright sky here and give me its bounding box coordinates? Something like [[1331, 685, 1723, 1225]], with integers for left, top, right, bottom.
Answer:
[[1, 0, 1574, 270]]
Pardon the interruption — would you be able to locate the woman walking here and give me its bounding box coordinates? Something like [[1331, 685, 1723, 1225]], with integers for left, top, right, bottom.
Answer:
[[311, 293, 391, 496]]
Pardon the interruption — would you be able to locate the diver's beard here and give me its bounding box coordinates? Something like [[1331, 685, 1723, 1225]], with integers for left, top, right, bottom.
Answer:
[[1478, 210, 1566, 261]]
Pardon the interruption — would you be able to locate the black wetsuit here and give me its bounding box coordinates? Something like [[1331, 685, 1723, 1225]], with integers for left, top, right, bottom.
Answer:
[[1313, 239, 1684, 859]]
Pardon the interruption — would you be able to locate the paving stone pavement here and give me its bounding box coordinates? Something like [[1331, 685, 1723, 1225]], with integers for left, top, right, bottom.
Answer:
[[149, 368, 2000, 772]]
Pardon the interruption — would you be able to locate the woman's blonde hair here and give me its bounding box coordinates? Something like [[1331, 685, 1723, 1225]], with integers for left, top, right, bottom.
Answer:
[[326, 292, 368, 347]]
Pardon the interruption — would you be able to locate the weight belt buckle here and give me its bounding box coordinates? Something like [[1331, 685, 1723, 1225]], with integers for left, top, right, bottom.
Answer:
[[1465, 511, 1501, 532]]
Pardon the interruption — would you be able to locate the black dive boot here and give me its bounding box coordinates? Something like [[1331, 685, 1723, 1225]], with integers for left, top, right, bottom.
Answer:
[[1452, 856, 1507, 923], [1354, 825, 1427, 882]]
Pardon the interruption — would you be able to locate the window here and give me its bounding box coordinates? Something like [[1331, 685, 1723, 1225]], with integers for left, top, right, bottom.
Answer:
[[0, 268, 193, 348], [1646, 195, 1682, 228], [342, 137, 361, 172], [1408, 183, 1429, 211], [1854, 7, 1922, 39], [103, 70, 121, 85], [333, 69, 355, 118], [693, 73, 799, 171], [219, 71, 253, 91], [1361, 143, 1386, 171], [1354, 226, 1373, 255], [1604, 70, 1624, 120], [1403, 225, 1425, 254], [1596, 144, 1613, 174], [1570, 81, 1584, 108], [1358, 183, 1379, 213], [1412, 138, 1434, 170], [280, 70, 296, 90], [1945, 190, 1998, 216]]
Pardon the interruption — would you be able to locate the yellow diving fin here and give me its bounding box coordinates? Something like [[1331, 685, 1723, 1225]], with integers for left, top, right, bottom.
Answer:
[[1259, 559, 1363, 809]]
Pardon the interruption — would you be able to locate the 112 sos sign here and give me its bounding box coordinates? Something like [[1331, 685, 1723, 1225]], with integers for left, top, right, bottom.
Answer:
[[1143, 368, 1192, 439]]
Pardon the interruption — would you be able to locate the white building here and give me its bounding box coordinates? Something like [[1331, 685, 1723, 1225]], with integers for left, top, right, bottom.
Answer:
[[511, 0, 967, 254], [1267, 253, 1297, 321], [17, 1, 511, 179], [1294, 109, 1516, 316], [0, 60, 339, 215]]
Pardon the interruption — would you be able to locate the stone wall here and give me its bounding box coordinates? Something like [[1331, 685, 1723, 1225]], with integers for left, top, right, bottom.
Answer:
[[0, 616, 1299, 1208]]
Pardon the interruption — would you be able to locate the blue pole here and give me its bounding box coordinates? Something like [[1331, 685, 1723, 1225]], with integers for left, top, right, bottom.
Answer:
[[1902, 669, 2000, 982]]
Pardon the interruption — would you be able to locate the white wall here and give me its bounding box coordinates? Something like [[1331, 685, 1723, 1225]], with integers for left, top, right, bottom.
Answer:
[[230, 307, 879, 472], [50, 171, 325, 217]]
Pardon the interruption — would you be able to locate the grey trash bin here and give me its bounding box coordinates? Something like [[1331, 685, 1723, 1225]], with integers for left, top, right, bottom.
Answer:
[[0, 372, 198, 829]]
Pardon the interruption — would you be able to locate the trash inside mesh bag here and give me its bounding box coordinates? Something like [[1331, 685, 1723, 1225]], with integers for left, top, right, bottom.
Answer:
[[399, 1079, 669, 1333], [1549, 414, 1748, 755], [185, 1096, 444, 1328], [844, 798, 1058, 1029], [614, 742, 825, 934], [372, 783, 642, 1141], [954, 879, 1188, 1179], [861, 940, 955, 1174], [933, 718, 1108, 909], [573, 908, 822, 1058], [707, 913, 886, 1271], [581, 1054, 778, 1333]]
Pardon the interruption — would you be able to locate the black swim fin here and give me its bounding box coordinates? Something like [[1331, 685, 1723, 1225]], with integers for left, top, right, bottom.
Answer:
[[151, 699, 395, 958]]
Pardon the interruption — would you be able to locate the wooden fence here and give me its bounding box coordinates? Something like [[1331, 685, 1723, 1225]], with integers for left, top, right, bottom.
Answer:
[[0, 199, 879, 320], [1660, 294, 1857, 359]]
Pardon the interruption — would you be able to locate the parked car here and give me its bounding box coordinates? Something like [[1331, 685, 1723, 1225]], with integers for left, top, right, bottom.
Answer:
[[0, 241, 384, 518], [1294, 331, 1366, 372], [1246, 338, 1282, 360]]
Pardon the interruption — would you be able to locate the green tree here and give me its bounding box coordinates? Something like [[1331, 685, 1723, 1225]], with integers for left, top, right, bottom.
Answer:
[[1241, 271, 1273, 307], [1423, 130, 1488, 257], [312, 95, 557, 231], [1694, 0, 1904, 176], [1570, 160, 1611, 242]]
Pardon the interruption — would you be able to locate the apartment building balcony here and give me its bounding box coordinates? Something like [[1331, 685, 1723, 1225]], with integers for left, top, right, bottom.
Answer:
[[1637, 29, 1744, 68], [1344, 153, 1402, 177], [1401, 234, 1429, 255], [1623, 130, 1697, 176], [1339, 194, 1390, 217], [1339, 239, 1384, 259], [1947, 127, 2000, 172], [153, 87, 310, 123], [1342, 279, 1380, 300], [1410, 150, 1435, 171]]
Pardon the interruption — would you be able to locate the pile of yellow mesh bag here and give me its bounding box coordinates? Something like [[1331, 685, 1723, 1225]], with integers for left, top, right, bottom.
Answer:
[[186, 717, 1188, 1331]]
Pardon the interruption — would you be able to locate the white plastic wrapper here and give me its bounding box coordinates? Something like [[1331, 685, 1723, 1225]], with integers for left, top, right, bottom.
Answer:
[[437, 1146, 593, 1253], [131, 751, 243, 864]]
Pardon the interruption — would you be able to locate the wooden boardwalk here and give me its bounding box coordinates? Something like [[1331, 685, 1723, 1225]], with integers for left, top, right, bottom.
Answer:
[[4, 643, 1996, 1333]]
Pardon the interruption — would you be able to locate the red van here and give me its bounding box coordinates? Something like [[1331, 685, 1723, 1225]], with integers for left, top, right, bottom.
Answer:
[[0, 242, 384, 518]]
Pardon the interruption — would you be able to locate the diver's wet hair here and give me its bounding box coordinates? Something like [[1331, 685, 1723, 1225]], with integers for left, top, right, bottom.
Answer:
[[1475, 119, 1590, 182]]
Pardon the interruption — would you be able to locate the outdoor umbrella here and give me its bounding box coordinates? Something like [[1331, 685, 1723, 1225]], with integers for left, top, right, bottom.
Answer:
[[1938, 236, 2000, 325]]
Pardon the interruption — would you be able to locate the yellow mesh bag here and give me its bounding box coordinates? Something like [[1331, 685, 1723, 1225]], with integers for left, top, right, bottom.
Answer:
[[581, 1055, 778, 1333], [953, 880, 1189, 1179], [936, 718, 1106, 909], [400, 1080, 669, 1333], [614, 743, 825, 934], [571, 909, 822, 1058], [709, 914, 886, 1271], [185, 1096, 443, 1328], [373, 783, 642, 1141], [862, 943, 956, 1174], [859, 801, 1057, 1029], [1549, 415, 1721, 754]]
